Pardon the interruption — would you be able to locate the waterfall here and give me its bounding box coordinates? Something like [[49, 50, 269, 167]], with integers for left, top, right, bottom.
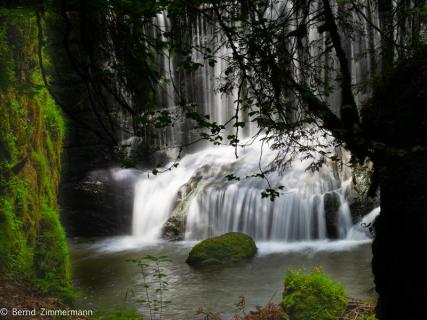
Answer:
[[132, 137, 353, 241], [128, 1, 415, 242]]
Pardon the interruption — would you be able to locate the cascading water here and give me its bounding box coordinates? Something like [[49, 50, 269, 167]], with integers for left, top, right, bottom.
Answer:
[[132, 137, 354, 242], [128, 1, 404, 243], [346, 207, 380, 240]]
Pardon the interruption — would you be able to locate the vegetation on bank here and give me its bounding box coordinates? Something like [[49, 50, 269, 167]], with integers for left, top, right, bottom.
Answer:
[[92, 307, 143, 320], [186, 232, 257, 266], [196, 269, 375, 320], [282, 269, 347, 320], [0, 8, 72, 300]]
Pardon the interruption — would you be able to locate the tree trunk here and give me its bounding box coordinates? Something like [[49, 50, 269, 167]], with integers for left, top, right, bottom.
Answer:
[[378, 0, 394, 76], [373, 152, 427, 319], [367, 51, 427, 320]]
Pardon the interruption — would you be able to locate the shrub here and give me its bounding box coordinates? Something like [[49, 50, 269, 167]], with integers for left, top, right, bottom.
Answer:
[[282, 269, 347, 320]]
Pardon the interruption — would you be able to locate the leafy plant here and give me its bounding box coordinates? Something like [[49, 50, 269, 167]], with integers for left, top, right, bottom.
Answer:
[[126, 255, 171, 320]]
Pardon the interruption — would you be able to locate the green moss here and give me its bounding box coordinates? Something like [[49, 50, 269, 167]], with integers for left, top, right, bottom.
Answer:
[[282, 269, 347, 320], [186, 232, 257, 266], [0, 8, 71, 300]]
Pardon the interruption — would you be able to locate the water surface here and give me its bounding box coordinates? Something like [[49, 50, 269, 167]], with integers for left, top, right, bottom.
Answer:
[[71, 238, 374, 319]]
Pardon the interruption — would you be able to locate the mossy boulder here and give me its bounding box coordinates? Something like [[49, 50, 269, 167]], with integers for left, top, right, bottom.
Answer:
[[282, 269, 347, 320], [186, 232, 257, 266]]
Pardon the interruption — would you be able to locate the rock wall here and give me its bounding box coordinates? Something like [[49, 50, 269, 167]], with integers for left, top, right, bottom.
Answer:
[[45, 6, 153, 236]]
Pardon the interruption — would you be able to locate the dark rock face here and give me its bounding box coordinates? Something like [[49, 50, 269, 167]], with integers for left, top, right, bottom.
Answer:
[[163, 216, 186, 241], [60, 168, 138, 237], [349, 196, 379, 220], [48, 8, 166, 238], [349, 162, 380, 220], [323, 192, 341, 239]]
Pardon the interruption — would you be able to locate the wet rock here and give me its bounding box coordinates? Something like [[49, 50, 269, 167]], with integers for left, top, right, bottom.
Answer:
[[163, 216, 186, 241], [324, 192, 340, 239], [162, 170, 204, 240]]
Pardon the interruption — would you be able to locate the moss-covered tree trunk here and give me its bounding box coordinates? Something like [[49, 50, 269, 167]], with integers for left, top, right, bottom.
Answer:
[[0, 8, 71, 299]]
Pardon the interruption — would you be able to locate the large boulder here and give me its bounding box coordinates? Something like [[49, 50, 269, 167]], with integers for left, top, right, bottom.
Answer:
[[186, 232, 257, 266]]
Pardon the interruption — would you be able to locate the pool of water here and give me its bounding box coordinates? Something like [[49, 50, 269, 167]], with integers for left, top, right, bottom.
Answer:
[[71, 238, 374, 319]]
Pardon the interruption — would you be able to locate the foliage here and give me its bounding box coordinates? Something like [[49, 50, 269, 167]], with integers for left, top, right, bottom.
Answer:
[[126, 255, 171, 320], [36, 0, 427, 202], [0, 7, 71, 300], [186, 232, 257, 266], [93, 306, 144, 320], [282, 269, 347, 320]]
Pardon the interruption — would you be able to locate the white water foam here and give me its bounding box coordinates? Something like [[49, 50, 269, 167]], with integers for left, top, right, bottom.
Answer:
[[131, 136, 353, 242], [346, 207, 380, 241]]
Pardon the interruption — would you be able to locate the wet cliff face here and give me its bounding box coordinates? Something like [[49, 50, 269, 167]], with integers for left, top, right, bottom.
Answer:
[[45, 7, 158, 236], [0, 8, 71, 298]]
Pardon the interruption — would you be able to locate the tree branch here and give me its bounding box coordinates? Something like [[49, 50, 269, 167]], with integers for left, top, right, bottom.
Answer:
[[321, 0, 360, 126]]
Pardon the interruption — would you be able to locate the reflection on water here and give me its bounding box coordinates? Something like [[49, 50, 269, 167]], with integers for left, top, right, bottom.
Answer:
[[71, 238, 374, 320]]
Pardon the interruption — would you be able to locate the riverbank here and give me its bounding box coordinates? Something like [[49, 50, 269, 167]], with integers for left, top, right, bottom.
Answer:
[[0, 276, 85, 320]]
